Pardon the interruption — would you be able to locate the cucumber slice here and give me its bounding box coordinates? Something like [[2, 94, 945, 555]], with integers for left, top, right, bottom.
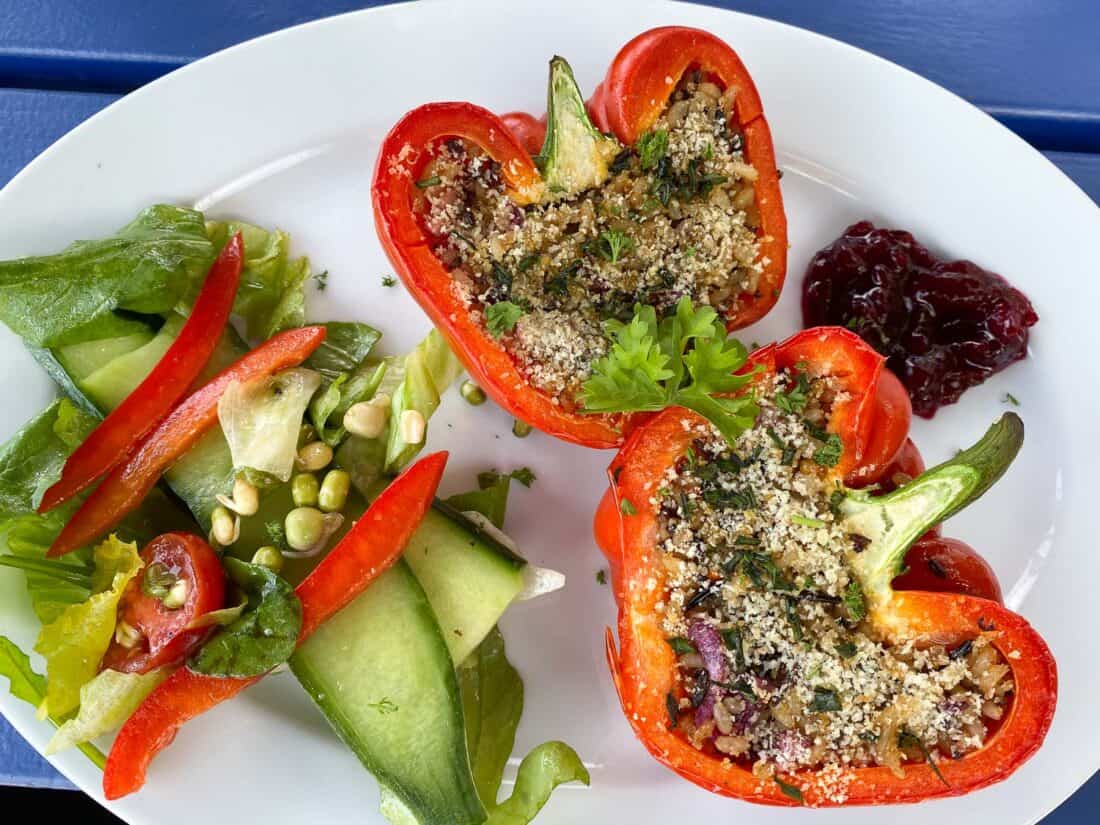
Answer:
[[290, 560, 486, 825], [55, 328, 155, 382], [403, 503, 525, 665]]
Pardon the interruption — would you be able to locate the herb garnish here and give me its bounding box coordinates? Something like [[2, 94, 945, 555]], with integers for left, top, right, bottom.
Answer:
[[721, 626, 746, 669], [587, 229, 634, 264], [690, 668, 711, 708], [775, 371, 810, 414], [766, 427, 796, 465], [812, 433, 843, 467], [810, 686, 842, 712], [665, 692, 679, 728], [775, 777, 804, 804], [666, 636, 697, 655], [596, 569, 608, 586], [1003, 392, 1020, 406], [367, 697, 399, 714], [516, 252, 540, 273], [784, 595, 804, 641], [843, 579, 867, 622], [381, 275, 397, 288], [485, 301, 525, 338], [898, 729, 950, 788], [582, 298, 760, 446], [620, 498, 637, 516], [265, 520, 289, 552], [835, 640, 858, 659], [733, 535, 760, 547], [415, 175, 441, 189], [684, 583, 719, 610], [637, 130, 669, 171]]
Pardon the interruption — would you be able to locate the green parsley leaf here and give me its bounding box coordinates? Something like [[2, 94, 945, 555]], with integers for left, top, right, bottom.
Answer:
[[312, 269, 329, 291], [381, 275, 397, 288], [775, 371, 810, 414], [485, 301, 525, 338], [665, 636, 696, 655], [835, 641, 858, 659], [637, 130, 669, 171], [899, 729, 950, 788], [509, 467, 536, 487], [620, 498, 637, 516], [588, 229, 634, 264], [812, 433, 843, 467], [415, 176, 441, 189], [596, 569, 608, 586], [582, 297, 760, 446], [1003, 392, 1020, 406], [843, 579, 867, 622], [775, 777, 804, 804]]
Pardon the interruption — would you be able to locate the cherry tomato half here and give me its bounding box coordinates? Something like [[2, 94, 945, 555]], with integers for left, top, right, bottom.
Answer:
[[894, 535, 1004, 604], [101, 533, 227, 674]]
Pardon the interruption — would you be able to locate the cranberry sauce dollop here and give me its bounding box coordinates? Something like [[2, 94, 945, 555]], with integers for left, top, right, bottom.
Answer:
[[802, 221, 1038, 417]]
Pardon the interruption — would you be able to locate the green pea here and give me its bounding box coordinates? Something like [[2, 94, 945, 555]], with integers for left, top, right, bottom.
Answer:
[[460, 380, 487, 406], [251, 545, 284, 573], [285, 507, 325, 551], [512, 419, 533, 438], [292, 473, 320, 507], [319, 470, 351, 513]]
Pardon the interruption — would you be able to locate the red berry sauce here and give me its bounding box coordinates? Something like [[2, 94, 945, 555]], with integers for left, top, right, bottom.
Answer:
[[802, 221, 1038, 417]]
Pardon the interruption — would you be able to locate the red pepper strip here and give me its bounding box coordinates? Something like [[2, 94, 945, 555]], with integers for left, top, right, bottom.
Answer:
[[102, 451, 448, 800], [499, 111, 545, 155], [373, 102, 625, 447], [39, 234, 244, 513], [47, 326, 327, 557], [598, 26, 787, 329]]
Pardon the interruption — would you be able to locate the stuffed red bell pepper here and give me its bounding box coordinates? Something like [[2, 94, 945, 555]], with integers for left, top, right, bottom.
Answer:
[[373, 26, 786, 447], [593, 327, 1055, 806]]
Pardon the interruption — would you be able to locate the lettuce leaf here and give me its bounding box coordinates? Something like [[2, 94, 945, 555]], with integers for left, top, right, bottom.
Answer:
[[484, 741, 589, 825], [218, 367, 321, 482], [384, 329, 463, 472], [305, 322, 384, 445], [205, 220, 313, 340], [0, 635, 106, 768], [0, 205, 215, 348], [34, 536, 143, 718], [44, 667, 168, 755]]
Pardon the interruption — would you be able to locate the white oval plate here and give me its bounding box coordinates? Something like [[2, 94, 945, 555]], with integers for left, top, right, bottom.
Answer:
[[1, 2, 1097, 823]]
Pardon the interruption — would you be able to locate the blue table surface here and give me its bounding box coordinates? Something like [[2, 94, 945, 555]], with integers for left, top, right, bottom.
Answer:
[[0, 1, 1096, 820]]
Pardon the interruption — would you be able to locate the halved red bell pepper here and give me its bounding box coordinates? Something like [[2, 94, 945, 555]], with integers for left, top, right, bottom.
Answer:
[[39, 234, 244, 513], [373, 27, 786, 448], [594, 336, 1055, 805], [48, 326, 327, 557], [102, 451, 448, 800]]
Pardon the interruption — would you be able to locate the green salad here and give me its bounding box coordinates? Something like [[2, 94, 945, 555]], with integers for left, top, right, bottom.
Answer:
[[0, 206, 585, 824]]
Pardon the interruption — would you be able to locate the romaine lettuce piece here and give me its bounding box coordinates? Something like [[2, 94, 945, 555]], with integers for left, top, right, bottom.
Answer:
[[45, 667, 168, 755]]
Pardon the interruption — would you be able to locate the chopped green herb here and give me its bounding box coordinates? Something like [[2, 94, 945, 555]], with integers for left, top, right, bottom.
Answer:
[[620, 498, 637, 516], [596, 569, 608, 586], [775, 371, 810, 414], [265, 521, 289, 553], [665, 636, 696, 655], [733, 535, 760, 547], [835, 640, 858, 659], [721, 626, 746, 669], [1003, 392, 1020, 406], [812, 433, 844, 468], [791, 514, 826, 529], [766, 427, 796, 465], [381, 275, 397, 288], [509, 467, 536, 487], [845, 317, 864, 330], [449, 229, 475, 247], [784, 595, 804, 641], [415, 175, 442, 189], [665, 692, 679, 728], [367, 697, 399, 715], [637, 129, 669, 171], [516, 252, 540, 272], [843, 579, 867, 622], [312, 269, 329, 291], [485, 301, 525, 338], [828, 487, 846, 516], [775, 777, 804, 804], [809, 686, 842, 712], [587, 229, 634, 264], [898, 729, 950, 788]]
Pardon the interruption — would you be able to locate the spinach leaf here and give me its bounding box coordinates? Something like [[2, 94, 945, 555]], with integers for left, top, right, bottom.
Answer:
[[188, 558, 302, 678], [0, 205, 215, 348]]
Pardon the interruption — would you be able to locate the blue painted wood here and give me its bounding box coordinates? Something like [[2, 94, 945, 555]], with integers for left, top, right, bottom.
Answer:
[[0, 1, 1097, 149]]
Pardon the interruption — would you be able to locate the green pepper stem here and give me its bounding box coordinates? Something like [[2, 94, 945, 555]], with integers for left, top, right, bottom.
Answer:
[[535, 56, 621, 199], [839, 413, 1024, 610]]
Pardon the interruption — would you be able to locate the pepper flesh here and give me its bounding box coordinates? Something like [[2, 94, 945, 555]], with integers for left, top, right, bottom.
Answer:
[[594, 333, 1055, 806], [101, 451, 448, 800], [372, 27, 786, 448], [39, 234, 244, 513], [48, 326, 327, 557]]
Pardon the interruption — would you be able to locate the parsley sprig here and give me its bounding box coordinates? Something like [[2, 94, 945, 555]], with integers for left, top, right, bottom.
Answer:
[[581, 298, 760, 445]]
